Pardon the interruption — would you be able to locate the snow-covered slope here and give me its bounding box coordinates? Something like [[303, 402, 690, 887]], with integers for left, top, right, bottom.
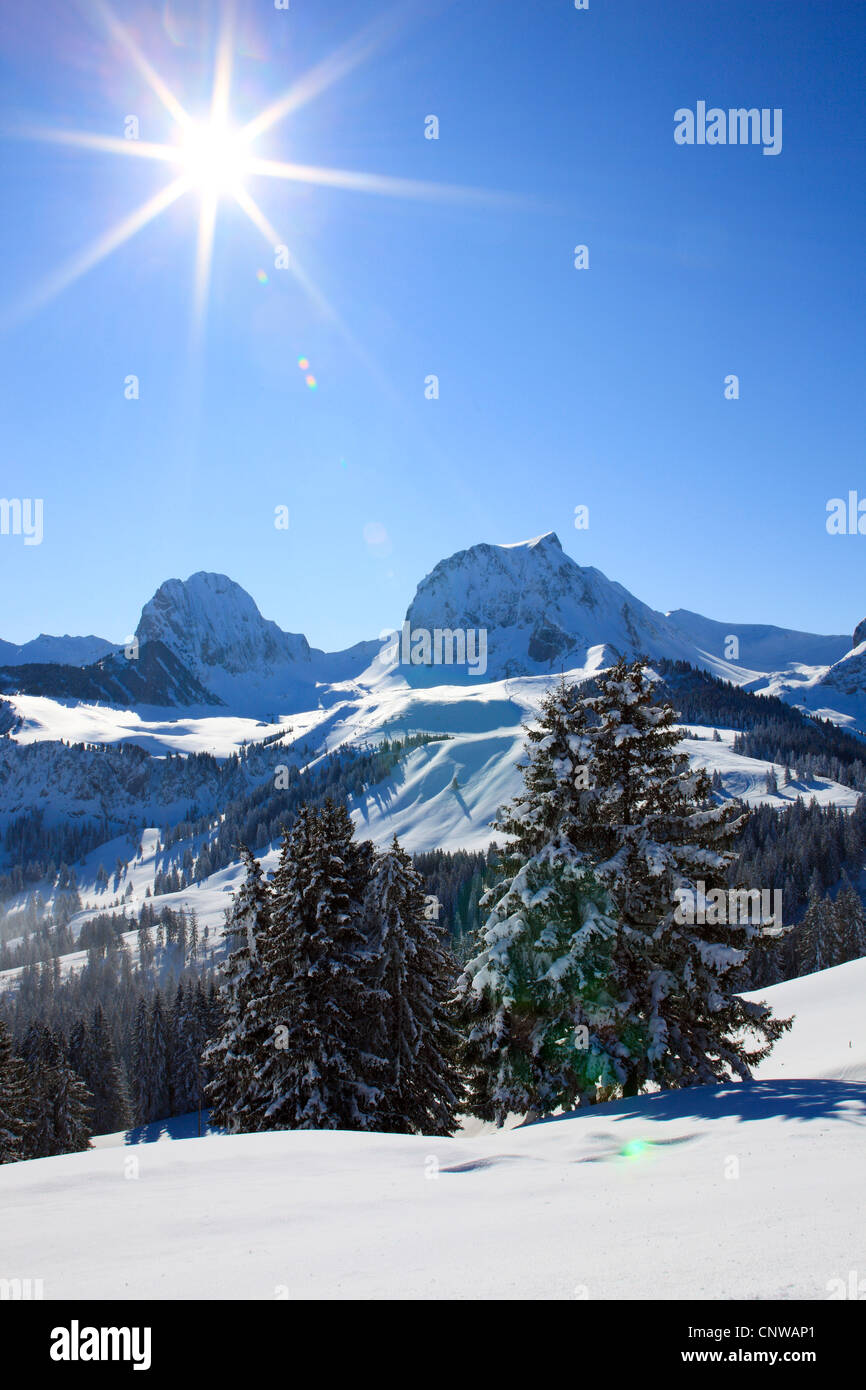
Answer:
[[0, 532, 862, 958], [3, 957, 864, 1301], [819, 642, 866, 700], [748, 955, 866, 1084], [0, 689, 858, 974], [748, 651, 866, 733], [4, 1078, 862, 1300], [666, 609, 849, 674]]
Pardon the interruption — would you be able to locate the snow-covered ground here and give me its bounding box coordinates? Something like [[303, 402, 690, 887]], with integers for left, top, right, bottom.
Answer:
[[747, 956, 866, 1084], [2, 960, 864, 1300]]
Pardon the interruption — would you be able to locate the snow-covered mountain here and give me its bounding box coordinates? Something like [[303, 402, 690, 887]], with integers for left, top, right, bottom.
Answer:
[[665, 609, 849, 674], [399, 532, 847, 685], [135, 572, 312, 685], [2, 536, 862, 1309], [1, 534, 854, 713], [748, 628, 866, 731], [819, 642, 866, 699], [402, 533, 701, 681], [0, 633, 116, 666], [134, 571, 382, 710]]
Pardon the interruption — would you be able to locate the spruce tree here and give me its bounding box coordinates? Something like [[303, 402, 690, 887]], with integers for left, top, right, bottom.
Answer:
[[365, 837, 462, 1135], [170, 983, 203, 1116], [51, 1052, 93, 1155], [459, 854, 627, 1122], [130, 998, 152, 1124], [833, 875, 866, 962], [148, 993, 170, 1123], [203, 846, 271, 1132], [0, 1021, 30, 1163], [252, 802, 385, 1131], [460, 660, 790, 1122], [797, 885, 842, 974], [21, 1026, 91, 1157], [84, 1004, 131, 1134]]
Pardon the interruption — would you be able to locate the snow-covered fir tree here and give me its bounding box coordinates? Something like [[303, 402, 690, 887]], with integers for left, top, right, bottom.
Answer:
[[459, 659, 790, 1123], [459, 852, 627, 1122], [251, 802, 386, 1132], [797, 883, 843, 975], [130, 998, 153, 1124], [203, 845, 271, 1132], [51, 1049, 93, 1155], [169, 983, 205, 1116], [364, 837, 462, 1135], [76, 1005, 131, 1135], [833, 873, 866, 962], [148, 993, 170, 1123], [21, 1026, 91, 1158]]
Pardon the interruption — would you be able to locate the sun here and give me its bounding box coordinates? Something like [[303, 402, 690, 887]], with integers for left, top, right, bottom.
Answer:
[[179, 120, 248, 198], [5, 0, 502, 340]]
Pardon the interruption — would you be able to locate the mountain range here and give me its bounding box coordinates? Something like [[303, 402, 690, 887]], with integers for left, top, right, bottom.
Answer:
[[1, 532, 861, 718]]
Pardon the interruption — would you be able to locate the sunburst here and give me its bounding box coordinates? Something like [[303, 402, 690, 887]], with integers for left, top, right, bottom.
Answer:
[[6, 0, 509, 339]]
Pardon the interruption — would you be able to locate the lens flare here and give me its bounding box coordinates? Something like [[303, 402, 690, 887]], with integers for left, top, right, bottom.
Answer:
[[620, 1138, 650, 1161]]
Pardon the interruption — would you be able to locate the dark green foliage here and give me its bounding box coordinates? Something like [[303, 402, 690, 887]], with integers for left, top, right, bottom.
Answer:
[[0, 1020, 30, 1163], [20, 1025, 91, 1157], [365, 838, 463, 1135]]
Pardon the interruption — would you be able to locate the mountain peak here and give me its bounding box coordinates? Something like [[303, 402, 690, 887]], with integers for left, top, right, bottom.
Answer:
[[136, 572, 310, 680], [403, 533, 699, 681], [500, 531, 562, 552]]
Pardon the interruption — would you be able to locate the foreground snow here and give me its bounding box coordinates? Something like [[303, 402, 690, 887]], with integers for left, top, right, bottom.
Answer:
[[2, 961, 865, 1300], [2, 1079, 862, 1300]]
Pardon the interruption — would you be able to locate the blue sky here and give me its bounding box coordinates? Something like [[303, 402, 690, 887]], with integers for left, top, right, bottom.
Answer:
[[0, 0, 864, 651]]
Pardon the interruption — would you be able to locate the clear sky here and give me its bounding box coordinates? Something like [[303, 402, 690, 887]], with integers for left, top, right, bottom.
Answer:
[[0, 0, 864, 652]]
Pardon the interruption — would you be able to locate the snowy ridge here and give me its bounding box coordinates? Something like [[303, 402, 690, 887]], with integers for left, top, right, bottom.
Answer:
[[0, 634, 116, 667], [666, 609, 850, 674]]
